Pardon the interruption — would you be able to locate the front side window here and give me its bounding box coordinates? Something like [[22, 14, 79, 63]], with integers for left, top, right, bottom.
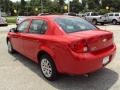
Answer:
[[29, 20, 48, 34], [17, 20, 30, 32], [55, 17, 97, 33], [109, 14, 113, 16]]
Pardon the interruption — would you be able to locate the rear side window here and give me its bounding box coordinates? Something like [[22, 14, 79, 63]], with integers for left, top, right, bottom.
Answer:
[[29, 20, 48, 34], [109, 14, 113, 16], [91, 12, 98, 16], [115, 13, 119, 16], [55, 17, 97, 33], [86, 13, 90, 16], [104, 14, 108, 17]]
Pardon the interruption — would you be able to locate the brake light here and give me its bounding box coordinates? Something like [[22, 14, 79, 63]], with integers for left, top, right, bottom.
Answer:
[[70, 40, 88, 53]]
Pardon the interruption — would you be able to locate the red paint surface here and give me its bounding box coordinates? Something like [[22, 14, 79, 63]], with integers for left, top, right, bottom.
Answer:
[[7, 15, 116, 75]]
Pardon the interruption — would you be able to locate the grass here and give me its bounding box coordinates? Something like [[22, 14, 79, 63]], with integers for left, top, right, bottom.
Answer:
[[6, 16, 17, 24]]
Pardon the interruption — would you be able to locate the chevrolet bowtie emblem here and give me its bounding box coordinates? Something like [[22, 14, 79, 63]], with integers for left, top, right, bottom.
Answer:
[[102, 38, 107, 42], [92, 47, 97, 51]]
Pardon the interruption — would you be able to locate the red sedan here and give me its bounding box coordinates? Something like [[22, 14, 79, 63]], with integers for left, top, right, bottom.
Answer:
[[7, 15, 116, 81]]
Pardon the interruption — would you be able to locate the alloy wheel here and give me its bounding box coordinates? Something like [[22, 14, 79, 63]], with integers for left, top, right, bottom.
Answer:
[[41, 58, 52, 78]]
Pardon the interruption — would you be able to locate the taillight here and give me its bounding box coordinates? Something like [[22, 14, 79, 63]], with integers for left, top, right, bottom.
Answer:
[[70, 40, 88, 53]]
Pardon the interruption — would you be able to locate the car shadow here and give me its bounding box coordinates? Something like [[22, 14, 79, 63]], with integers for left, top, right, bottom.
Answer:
[[97, 23, 120, 26], [11, 53, 118, 90]]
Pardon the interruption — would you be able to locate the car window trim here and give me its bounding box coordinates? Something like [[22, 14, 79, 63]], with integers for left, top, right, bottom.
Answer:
[[109, 13, 113, 16], [17, 19, 31, 33], [28, 18, 48, 34]]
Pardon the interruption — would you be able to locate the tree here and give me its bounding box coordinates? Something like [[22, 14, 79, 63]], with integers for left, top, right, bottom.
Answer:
[[19, 0, 26, 15], [58, 0, 65, 13], [70, 0, 83, 13]]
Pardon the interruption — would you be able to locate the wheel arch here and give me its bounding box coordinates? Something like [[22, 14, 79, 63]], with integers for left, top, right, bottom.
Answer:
[[37, 50, 60, 71], [37, 50, 51, 61], [37, 49, 55, 64], [6, 37, 9, 44], [112, 19, 117, 22], [92, 18, 97, 21]]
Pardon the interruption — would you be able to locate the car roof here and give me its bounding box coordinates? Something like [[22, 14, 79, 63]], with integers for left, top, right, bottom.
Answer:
[[26, 15, 76, 20], [108, 12, 120, 14]]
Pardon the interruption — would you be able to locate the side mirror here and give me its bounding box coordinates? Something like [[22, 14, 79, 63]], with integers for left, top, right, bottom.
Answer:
[[10, 28, 18, 33]]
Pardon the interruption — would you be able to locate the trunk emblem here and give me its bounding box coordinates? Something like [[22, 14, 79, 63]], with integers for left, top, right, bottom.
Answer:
[[102, 38, 107, 42], [92, 47, 97, 51]]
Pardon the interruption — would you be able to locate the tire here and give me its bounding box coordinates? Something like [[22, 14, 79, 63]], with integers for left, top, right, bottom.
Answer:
[[92, 19, 97, 25], [39, 54, 58, 81], [112, 20, 117, 25], [100, 22, 104, 25], [4, 24, 8, 26], [7, 40, 15, 53]]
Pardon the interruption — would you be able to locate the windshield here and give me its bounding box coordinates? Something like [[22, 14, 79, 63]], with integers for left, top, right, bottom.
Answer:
[[55, 17, 97, 33]]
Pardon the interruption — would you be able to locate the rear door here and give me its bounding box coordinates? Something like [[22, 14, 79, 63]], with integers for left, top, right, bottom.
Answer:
[[104, 13, 109, 22], [114, 13, 120, 21], [10, 20, 30, 54], [85, 13, 91, 21], [108, 13, 114, 22], [22, 19, 48, 61]]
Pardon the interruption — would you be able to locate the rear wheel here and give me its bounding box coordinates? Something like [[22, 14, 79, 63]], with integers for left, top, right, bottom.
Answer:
[[39, 54, 58, 81], [112, 20, 117, 25], [92, 19, 97, 25], [7, 40, 15, 53]]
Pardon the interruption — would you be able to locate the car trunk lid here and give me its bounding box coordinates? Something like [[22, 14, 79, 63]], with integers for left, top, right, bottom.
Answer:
[[68, 30, 113, 52]]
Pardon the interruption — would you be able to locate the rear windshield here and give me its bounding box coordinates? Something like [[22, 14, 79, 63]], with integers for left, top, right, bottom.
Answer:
[[55, 17, 97, 33], [91, 12, 99, 16]]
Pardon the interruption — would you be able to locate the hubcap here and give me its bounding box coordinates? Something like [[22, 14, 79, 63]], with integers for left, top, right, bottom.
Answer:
[[41, 58, 52, 78], [8, 41, 12, 52], [93, 20, 96, 25], [113, 21, 116, 24]]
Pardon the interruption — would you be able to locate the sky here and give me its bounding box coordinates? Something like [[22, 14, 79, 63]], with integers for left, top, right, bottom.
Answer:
[[11, 0, 27, 2], [11, 0, 82, 3]]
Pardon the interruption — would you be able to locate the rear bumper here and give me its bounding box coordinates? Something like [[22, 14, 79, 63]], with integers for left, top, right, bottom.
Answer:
[[60, 44, 116, 75]]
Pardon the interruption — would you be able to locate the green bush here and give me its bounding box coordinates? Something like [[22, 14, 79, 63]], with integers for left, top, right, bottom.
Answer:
[[6, 16, 17, 24], [99, 9, 108, 15]]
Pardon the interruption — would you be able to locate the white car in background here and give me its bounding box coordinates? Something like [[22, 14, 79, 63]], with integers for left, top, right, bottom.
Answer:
[[0, 17, 8, 26], [104, 12, 120, 25], [16, 16, 26, 25], [84, 12, 105, 25]]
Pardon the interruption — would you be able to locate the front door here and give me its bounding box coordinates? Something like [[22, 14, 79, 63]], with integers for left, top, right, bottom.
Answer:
[[22, 19, 48, 62], [10, 20, 30, 54]]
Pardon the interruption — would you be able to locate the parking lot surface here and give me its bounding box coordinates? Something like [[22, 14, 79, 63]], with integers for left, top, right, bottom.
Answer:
[[0, 24, 120, 90]]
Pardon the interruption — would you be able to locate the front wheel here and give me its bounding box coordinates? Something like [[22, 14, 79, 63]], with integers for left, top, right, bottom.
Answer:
[[112, 20, 117, 25], [92, 19, 97, 25], [40, 54, 58, 81]]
